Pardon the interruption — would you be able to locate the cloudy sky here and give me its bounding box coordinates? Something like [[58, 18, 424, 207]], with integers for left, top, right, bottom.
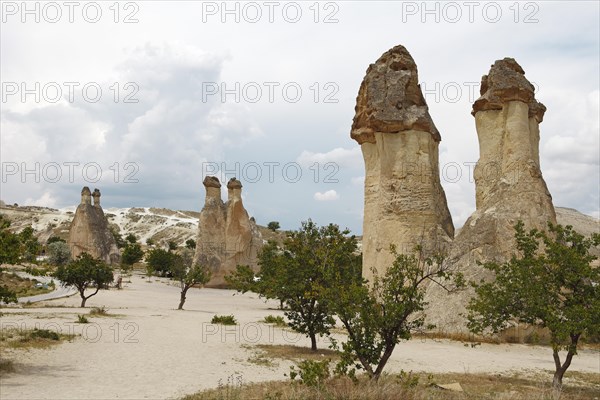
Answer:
[[1, 1, 598, 233]]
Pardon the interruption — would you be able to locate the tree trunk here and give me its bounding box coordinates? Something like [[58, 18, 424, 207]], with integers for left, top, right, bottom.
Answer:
[[178, 287, 188, 310], [80, 297, 87, 308], [310, 333, 317, 351], [552, 334, 580, 392], [372, 344, 396, 381]]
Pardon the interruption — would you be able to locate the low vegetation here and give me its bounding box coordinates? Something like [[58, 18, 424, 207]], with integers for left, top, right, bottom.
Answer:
[[0, 270, 55, 298], [182, 371, 600, 400], [0, 327, 76, 350], [211, 315, 237, 325]]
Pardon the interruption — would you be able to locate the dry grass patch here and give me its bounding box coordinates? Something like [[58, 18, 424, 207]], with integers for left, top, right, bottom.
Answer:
[[256, 344, 341, 362], [182, 372, 600, 400], [0, 327, 76, 350]]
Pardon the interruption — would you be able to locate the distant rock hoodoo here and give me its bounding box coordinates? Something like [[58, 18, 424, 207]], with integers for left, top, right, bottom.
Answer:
[[350, 45, 454, 282], [193, 177, 262, 287], [68, 187, 120, 264]]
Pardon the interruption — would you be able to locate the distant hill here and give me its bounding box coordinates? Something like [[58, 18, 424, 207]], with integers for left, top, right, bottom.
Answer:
[[0, 204, 597, 253]]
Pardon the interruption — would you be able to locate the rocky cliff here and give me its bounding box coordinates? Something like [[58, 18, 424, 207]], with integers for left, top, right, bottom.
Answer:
[[350, 45, 454, 282], [67, 187, 121, 265], [193, 177, 262, 287]]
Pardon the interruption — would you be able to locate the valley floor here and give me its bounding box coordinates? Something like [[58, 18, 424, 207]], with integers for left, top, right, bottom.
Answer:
[[1, 274, 598, 400]]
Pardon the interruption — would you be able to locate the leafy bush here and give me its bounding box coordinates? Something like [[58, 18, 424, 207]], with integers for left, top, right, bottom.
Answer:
[[267, 221, 280, 232], [211, 315, 237, 325], [263, 315, 286, 327], [29, 328, 59, 340], [77, 315, 89, 323], [288, 359, 330, 387]]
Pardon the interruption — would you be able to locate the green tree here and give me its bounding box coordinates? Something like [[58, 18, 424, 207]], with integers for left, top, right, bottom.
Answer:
[[168, 240, 178, 251], [54, 253, 114, 307], [47, 236, 66, 244], [0, 285, 18, 304], [185, 239, 196, 250], [146, 248, 176, 277], [0, 215, 21, 264], [267, 221, 280, 232], [18, 227, 41, 262], [125, 233, 138, 244], [467, 222, 600, 390], [233, 220, 361, 351], [329, 245, 461, 381], [122, 242, 144, 267], [110, 227, 126, 249], [169, 249, 210, 310], [47, 241, 71, 266]]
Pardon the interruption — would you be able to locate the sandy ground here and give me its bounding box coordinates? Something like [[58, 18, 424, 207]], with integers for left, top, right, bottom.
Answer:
[[1, 273, 599, 400]]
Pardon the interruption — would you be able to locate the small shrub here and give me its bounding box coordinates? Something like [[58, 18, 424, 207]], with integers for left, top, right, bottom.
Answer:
[[288, 359, 330, 387], [77, 315, 89, 324], [211, 315, 237, 325], [29, 328, 59, 340], [263, 315, 286, 326], [0, 359, 15, 373], [89, 306, 108, 316], [397, 369, 420, 388]]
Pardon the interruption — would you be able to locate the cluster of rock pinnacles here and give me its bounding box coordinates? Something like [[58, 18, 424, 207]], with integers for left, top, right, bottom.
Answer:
[[351, 45, 556, 330], [68, 44, 557, 330]]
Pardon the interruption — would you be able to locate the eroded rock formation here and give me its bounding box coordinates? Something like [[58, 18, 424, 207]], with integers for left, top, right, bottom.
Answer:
[[424, 58, 556, 331], [351, 45, 454, 282], [68, 187, 120, 264], [193, 177, 262, 287]]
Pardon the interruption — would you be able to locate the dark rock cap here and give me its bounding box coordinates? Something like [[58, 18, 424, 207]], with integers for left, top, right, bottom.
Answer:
[[203, 176, 221, 188], [351, 45, 441, 144], [472, 58, 546, 122], [227, 178, 242, 190]]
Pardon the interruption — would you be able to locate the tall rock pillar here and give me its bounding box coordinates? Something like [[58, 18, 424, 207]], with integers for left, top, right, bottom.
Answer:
[[193, 176, 262, 288], [351, 45, 454, 282], [424, 58, 557, 331], [68, 187, 120, 265]]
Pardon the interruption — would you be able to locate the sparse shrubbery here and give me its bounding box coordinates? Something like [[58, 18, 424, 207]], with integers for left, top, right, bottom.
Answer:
[[263, 315, 286, 327], [288, 359, 331, 387], [211, 315, 237, 325], [76, 314, 89, 324]]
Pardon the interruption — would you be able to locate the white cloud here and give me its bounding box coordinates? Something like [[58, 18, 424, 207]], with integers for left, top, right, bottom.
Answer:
[[314, 190, 340, 201], [351, 176, 365, 186], [297, 147, 362, 168]]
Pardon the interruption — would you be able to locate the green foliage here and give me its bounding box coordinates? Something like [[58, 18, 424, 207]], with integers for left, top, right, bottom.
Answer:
[[47, 241, 71, 266], [146, 248, 176, 277], [185, 239, 196, 249], [54, 253, 114, 307], [76, 314, 89, 323], [18, 227, 41, 262], [121, 242, 144, 266], [168, 240, 178, 251], [267, 221, 280, 232], [241, 220, 361, 351], [0, 285, 17, 304], [110, 226, 126, 249], [225, 265, 257, 293], [47, 236, 66, 244], [211, 315, 237, 325], [170, 248, 210, 309], [146, 238, 155, 246], [125, 233, 137, 244], [329, 245, 461, 381], [29, 328, 59, 341], [0, 216, 21, 264], [288, 359, 330, 387], [263, 315, 286, 327], [467, 221, 600, 389]]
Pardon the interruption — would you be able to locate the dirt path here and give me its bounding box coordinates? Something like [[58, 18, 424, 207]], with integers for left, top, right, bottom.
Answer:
[[1, 274, 598, 400]]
